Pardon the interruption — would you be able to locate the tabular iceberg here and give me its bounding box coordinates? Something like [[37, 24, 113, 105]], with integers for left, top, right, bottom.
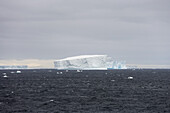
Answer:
[[54, 55, 127, 70], [0, 65, 28, 69]]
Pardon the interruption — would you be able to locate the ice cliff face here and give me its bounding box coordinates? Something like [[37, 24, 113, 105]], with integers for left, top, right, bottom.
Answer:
[[54, 55, 127, 70]]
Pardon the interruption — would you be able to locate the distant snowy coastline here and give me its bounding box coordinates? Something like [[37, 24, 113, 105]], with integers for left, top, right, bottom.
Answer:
[[0, 65, 28, 69]]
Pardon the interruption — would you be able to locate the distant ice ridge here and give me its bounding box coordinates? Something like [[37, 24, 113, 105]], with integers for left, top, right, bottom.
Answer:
[[54, 55, 127, 70], [0, 65, 28, 69]]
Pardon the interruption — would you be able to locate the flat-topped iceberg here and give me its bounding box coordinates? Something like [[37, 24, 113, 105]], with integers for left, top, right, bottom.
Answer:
[[54, 55, 127, 70], [0, 65, 28, 69]]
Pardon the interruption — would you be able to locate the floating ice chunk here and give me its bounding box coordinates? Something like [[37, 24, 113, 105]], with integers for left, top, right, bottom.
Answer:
[[141, 86, 145, 89], [50, 99, 54, 102], [111, 80, 115, 82], [77, 70, 80, 72], [16, 71, 21, 73], [2, 73, 8, 77], [3, 75, 8, 78], [128, 76, 133, 79], [10, 71, 15, 74], [57, 72, 63, 74], [3, 73, 7, 77], [77, 70, 83, 72]]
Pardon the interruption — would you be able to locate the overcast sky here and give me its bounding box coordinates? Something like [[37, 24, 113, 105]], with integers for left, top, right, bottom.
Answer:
[[0, 0, 170, 65]]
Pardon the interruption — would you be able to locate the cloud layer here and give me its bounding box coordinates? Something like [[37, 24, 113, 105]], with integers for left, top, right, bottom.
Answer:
[[1, 0, 170, 65]]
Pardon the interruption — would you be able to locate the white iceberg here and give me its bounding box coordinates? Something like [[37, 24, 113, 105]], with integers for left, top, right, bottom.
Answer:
[[16, 71, 21, 73], [54, 55, 127, 70]]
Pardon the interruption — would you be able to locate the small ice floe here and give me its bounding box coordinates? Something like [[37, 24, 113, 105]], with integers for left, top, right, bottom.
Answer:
[[3, 75, 8, 78], [77, 70, 80, 72], [128, 76, 133, 79], [105, 72, 108, 75], [10, 71, 15, 74], [66, 70, 69, 72], [57, 72, 63, 74], [16, 71, 21, 73], [77, 70, 83, 72], [141, 86, 145, 89], [111, 80, 115, 82], [2, 73, 8, 78], [50, 99, 54, 102]]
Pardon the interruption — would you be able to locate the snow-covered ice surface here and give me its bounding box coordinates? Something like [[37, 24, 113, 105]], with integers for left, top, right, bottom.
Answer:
[[54, 55, 127, 70]]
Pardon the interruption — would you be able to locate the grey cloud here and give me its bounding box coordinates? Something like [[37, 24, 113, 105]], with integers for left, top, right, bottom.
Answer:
[[0, 0, 170, 65]]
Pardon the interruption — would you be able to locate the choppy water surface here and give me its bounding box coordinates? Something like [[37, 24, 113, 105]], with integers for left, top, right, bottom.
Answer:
[[0, 69, 170, 113]]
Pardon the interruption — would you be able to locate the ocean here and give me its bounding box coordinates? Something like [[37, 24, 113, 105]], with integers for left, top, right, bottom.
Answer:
[[0, 69, 170, 113]]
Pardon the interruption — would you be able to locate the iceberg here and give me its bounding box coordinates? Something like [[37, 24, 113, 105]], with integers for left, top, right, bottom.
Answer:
[[54, 55, 127, 70], [0, 65, 28, 69]]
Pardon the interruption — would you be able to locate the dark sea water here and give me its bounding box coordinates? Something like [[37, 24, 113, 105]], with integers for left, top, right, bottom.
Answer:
[[0, 69, 170, 113]]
